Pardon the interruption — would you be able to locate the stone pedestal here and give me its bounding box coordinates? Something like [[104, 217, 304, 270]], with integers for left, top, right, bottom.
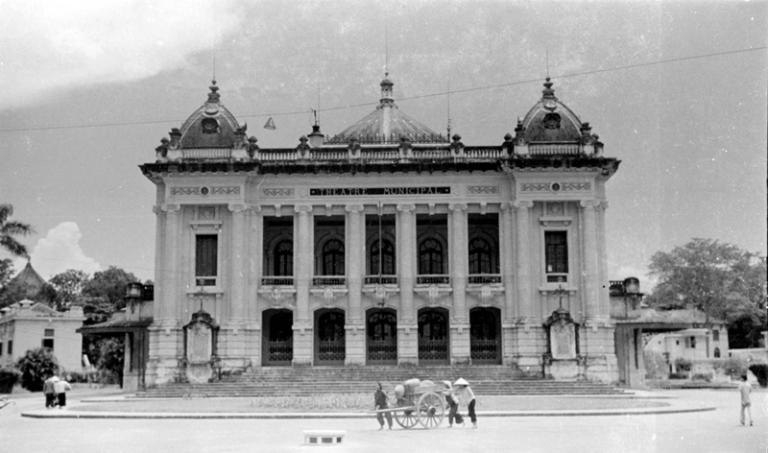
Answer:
[[344, 325, 366, 365], [397, 325, 418, 365], [292, 325, 313, 365], [546, 359, 579, 380], [450, 325, 470, 365]]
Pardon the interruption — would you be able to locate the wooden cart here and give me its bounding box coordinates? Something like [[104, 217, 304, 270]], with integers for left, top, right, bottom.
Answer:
[[376, 379, 447, 429]]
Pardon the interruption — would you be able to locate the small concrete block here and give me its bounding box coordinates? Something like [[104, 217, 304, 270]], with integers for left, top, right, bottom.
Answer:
[[303, 430, 346, 446]]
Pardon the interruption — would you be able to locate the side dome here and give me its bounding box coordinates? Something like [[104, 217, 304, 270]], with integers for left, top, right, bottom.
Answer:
[[327, 74, 448, 145], [178, 80, 242, 148], [521, 78, 582, 142]]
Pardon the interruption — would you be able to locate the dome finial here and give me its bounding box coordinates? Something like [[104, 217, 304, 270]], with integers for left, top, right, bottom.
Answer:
[[208, 79, 220, 103]]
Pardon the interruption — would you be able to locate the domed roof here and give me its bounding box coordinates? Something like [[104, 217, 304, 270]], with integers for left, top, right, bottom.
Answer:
[[328, 75, 447, 145], [521, 78, 583, 142], [178, 80, 242, 148]]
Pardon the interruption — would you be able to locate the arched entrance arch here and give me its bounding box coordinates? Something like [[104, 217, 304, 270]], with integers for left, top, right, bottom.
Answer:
[[470, 307, 501, 364], [314, 308, 345, 365], [262, 309, 293, 366], [366, 308, 397, 364], [418, 307, 449, 364]]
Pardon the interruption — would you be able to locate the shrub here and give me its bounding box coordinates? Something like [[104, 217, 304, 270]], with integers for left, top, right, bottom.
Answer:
[[691, 373, 712, 382], [748, 364, 768, 387], [714, 357, 747, 378], [96, 337, 124, 385], [644, 351, 669, 379], [669, 372, 688, 380], [0, 367, 21, 393], [674, 358, 692, 372], [15, 348, 59, 391]]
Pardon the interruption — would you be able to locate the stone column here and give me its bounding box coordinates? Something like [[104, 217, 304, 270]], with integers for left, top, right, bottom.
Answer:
[[450, 203, 470, 364], [597, 201, 610, 318], [514, 200, 533, 321], [345, 204, 365, 364], [159, 204, 181, 323], [293, 204, 313, 364], [228, 204, 247, 324], [500, 202, 516, 321], [397, 203, 417, 364], [580, 200, 600, 321]]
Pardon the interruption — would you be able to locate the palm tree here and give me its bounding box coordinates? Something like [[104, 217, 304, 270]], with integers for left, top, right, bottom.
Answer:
[[0, 204, 33, 258]]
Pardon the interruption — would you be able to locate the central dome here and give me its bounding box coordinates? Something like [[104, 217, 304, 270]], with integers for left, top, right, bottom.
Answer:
[[327, 75, 448, 145]]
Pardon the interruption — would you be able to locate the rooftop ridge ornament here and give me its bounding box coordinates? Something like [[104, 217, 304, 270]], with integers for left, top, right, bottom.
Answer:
[[207, 79, 220, 103], [542, 77, 557, 111]]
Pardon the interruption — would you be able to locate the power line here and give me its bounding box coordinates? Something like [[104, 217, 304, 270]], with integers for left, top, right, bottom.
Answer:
[[0, 45, 764, 134]]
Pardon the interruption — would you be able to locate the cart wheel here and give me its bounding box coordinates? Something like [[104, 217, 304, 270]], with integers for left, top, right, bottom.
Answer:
[[417, 392, 445, 429], [394, 408, 419, 429]]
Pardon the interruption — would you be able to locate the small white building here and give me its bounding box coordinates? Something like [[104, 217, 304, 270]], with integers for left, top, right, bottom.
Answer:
[[0, 300, 85, 371]]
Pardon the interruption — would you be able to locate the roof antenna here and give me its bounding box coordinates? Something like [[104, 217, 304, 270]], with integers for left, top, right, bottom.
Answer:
[[545, 48, 550, 79], [212, 54, 217, 84], [384, 22, 389, 76]]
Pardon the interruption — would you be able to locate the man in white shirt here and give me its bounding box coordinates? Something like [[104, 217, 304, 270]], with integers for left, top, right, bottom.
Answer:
[[453, 378, 477, 428]]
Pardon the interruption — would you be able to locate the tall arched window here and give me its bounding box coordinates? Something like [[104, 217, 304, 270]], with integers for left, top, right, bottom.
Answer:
[[418, 238, 443, 274], [322, 239, 345, 275], [273, 240, 293, 276], [370, 239, 395, 275], [468, 237, 493, 274], [713, 347, 721, 358]]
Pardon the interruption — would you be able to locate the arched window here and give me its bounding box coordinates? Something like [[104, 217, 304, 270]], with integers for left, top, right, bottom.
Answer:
[[714, 347, 721, 358], [322, 239, 345, 275], [468, 237, 493, 274], [273, 240, 293, 276], [369, 239, 395, 275], [419, 238, 443, 274]]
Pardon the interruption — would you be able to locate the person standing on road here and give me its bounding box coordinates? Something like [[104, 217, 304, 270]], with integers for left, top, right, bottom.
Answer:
[[453, 378, 477, 428], [442, 380, 463, 427], [53, 376, 72, 408], [43, 375, 57, 408], [374, 382, 392, 430], [738, 374, 753, 426]]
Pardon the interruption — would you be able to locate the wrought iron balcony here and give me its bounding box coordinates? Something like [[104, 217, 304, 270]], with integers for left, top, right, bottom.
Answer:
[[416, 275, 451, 285], [312, 276, 347, 286], [468, 274, 502, 285], [364, 275, 399, 285], [261, 276, 294, 286]]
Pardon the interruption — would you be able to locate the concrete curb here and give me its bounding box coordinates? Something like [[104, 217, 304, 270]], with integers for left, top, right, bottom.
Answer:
[[21, 405, 715, 419]]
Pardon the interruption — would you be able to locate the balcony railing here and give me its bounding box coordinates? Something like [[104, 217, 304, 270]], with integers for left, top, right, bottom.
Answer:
[[261, 276, 294, 286], [182, 148, 232, 160], [364, 275, 398, 285], [312, 276, 347, 286], [416, 275, 450, 285], [528, 143, 581, 156], [468, 274, 502, 285]]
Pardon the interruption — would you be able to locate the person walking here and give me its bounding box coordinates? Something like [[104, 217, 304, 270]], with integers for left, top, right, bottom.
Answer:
[[738, 374, 753, 426], [53, 376, 72, 408], [374, 382, 392, 430], [453, 378, 477, 428], [442, 380, 463, 427], [43, 375, 57, 408]]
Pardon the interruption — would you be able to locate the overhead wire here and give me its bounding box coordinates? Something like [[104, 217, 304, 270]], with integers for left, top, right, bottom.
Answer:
[[0, 46, 764, 134]]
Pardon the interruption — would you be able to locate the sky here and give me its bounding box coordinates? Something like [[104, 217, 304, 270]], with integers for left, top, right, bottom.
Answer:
[[0, 0, 766, 291]]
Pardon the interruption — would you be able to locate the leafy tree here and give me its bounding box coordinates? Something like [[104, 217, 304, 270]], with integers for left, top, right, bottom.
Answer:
[[82, 266, 138, 311], [0, 258, 14, 288], [647, 238, 767, 347], [95, 337, 124, 385], [0, 204, 34, 258], [15, 347, 59, 392], [49, 269, 89, 310]]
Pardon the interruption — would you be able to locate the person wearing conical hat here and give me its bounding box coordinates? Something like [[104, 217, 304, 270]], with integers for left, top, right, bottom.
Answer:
[[453, 378, 477, 428]]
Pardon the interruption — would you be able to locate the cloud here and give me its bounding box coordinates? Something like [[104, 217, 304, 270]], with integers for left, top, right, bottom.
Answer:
[[0, 0, 244, 110], [15, 222, 101, 279]]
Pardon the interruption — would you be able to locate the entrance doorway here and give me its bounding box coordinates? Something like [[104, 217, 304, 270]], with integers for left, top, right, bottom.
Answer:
[[315, 309, 345, 365], [470, 307, 501, 364], [366, 308, 397, 364], [418, 308, 449, 364], [262, 309, 293, 366]]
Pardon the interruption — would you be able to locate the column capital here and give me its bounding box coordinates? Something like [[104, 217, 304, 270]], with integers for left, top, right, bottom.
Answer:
[[449, 202, 468, 212], [580, 199, 599, 209], [159, 203, 181, 213], [500, 201, 514, 211], [396, 203, 416, 213], [294, 204, 313, 214], [513, 200, 534, 209], [345, 204, 364, 213], [228, 203, 248, 213]]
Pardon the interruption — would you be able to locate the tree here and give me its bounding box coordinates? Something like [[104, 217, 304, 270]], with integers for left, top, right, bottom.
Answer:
[[647, 238, 767, 347], [82, 266, 138, 311], [0, 258, 14, 288], [49, 269, 89, 310], [15, 347, 59, 392], [95, 337, 124, 385], [0, 204, 34, 258]]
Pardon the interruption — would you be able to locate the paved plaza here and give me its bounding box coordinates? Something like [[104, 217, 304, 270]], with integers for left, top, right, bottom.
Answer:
[[1, 387, 766, 452]]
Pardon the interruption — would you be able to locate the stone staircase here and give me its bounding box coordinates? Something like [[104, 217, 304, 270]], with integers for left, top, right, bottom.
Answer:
[[137, 365, 625, 398]]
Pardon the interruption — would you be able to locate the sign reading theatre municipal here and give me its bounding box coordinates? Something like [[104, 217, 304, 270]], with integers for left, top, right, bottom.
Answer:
[[310, 186, 451, 197]]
